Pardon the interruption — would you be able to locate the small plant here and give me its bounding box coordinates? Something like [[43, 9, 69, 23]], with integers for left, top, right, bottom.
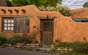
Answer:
[[52, 43, 55, 45], [83, 37, 87, 42], [55, 39, 61, 42], [26, 47, 34, 51], [35, 40, 39, 44], [51, 45, 58, 53], [31, 36, 35, 39], [35, 48, 41, 52], [0, 35, 7, 45], [55, 39, 61, 45], [2, 44, 8, 48], [31, 31, 36, 44], [22, 33, 32, 43], [32, 39, 35, 44], [39, 44, 42, 48], [8, 35, 23, 45], [31, 32, 36, 39]]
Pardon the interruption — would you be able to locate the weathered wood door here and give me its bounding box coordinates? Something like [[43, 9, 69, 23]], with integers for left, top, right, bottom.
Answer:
[[41, 19, 53, 47]]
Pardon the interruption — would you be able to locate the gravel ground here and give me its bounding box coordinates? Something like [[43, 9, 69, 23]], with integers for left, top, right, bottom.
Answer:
[[0, 48, 56, 55]]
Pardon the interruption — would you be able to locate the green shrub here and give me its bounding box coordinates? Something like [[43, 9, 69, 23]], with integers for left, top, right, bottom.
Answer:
[[35, 49, 41, 52], [6, 0, 12, 7], [72, 41, 88, 53], [35, 40, 39, 43], [55, 39, 61, 42], [8, 35, 23, 45], [0, 35, 7, 45], [26, 47, 34, 51], [52, 43, 55, 45], [83, 2, 88, 7], [57, 42, 72, 48], [65, 52, 88, 55], [31, 36, 35, 39]]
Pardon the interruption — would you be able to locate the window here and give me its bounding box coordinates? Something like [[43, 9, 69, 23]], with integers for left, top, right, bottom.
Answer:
[[3, 18, 14, 32], [2, 17, 29, 33]]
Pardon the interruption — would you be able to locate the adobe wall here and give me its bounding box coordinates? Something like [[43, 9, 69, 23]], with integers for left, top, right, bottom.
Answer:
[[71, 7, 88, 18], [54, 15, 88, 42], [0, 5, 88, 42]]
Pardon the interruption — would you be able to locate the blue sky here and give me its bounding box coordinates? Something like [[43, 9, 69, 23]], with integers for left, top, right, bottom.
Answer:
[[85, 0, 88, 2]]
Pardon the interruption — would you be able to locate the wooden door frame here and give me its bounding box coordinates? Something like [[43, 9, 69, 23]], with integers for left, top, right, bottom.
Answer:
[[40, 19, 54, 46]]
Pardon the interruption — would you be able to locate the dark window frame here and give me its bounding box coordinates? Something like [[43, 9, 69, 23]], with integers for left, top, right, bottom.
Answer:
[[2, 17, 14, 33]]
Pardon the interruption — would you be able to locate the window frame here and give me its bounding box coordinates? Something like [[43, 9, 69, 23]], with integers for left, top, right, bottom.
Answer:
[[2, 17, 14, 33]]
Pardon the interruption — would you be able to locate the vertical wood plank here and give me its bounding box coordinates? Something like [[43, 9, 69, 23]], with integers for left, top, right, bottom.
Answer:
[[14, 17, 29, 33]]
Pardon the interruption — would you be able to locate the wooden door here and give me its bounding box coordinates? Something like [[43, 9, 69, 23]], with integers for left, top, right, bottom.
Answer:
[[41, 19, 53, 47]]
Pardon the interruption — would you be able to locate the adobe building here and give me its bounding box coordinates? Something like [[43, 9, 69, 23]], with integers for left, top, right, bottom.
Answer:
[[0, 5, 88, 46]]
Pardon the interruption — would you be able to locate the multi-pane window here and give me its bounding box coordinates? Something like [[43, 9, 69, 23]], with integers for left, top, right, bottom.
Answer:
[[3, 18, 14, 32]]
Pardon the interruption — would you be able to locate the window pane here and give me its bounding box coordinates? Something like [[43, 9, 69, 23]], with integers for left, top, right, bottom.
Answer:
[[8, 27, 10, 30], [11, 27, 14, 30], [11, 24, 14, 26], [8, 24, 10, 26], [4, 27, 7, 30], [11, 20, 14, 23], [8, 20, 10, 23], [4, 24, 7, 26], [4, 20, 7, 23]]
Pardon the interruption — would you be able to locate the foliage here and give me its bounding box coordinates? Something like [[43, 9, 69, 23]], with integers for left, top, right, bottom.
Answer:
[[6, 0, 12, 6], [35, 40, 39, 43], [64, 52, 88, 55], [57, 42, 72, 48], [57, 6, 72, 16], [0, 35, 7, 45], [71, 41, 88, 53], [35, 48, 41, 51], [12, 0, 62, 7], [83, 37, 87, 42], [55, 39, 61, 42], [12, 0, 29, 6], [26, 47, 34, 51], [31, 32, 36, 39], [22, 33, 32, 43], [22, 47, 34, 51], [83, 2, 88, 7], [51, 44, 58, 53], [38, 5, 72, 16], [8, 35, 23, 45], [52, 43, 55, 45]]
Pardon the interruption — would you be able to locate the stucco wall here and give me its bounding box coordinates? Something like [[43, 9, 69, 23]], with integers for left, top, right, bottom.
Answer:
[[0, 5, 88, 43], [71, 7, 88, 19]]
